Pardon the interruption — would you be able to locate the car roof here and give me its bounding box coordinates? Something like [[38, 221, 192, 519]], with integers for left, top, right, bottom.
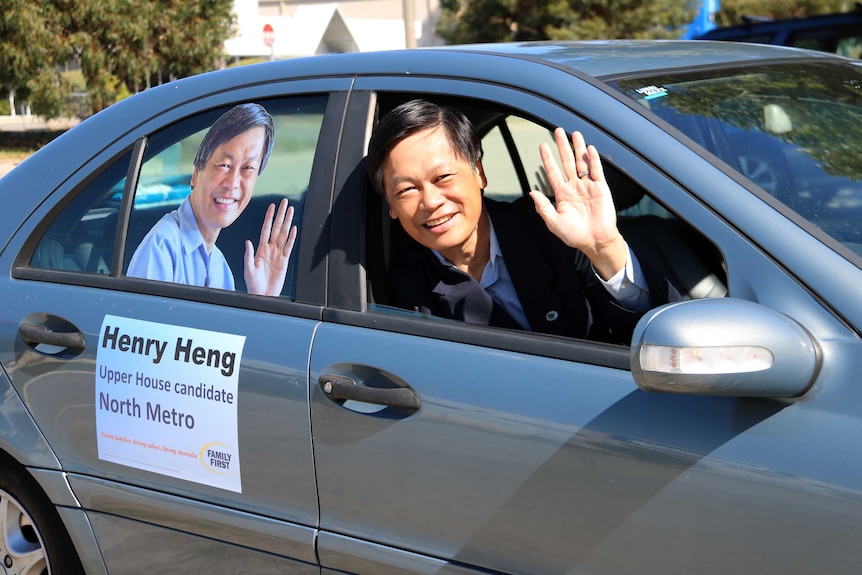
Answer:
[[3, 40, 844, 203], [71, 40, 848, 130], [433, 39, 843, 79]]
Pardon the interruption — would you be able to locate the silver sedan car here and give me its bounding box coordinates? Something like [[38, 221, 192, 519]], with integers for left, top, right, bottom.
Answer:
[[1, 40, 861, 574]]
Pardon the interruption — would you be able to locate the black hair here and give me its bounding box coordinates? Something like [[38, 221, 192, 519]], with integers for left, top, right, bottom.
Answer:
[[193, 103, 275, 174], [365, 99, 483, 194]]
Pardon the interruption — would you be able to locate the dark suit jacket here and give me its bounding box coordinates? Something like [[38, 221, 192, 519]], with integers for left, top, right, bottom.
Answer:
[[388, 197, 679, 344]]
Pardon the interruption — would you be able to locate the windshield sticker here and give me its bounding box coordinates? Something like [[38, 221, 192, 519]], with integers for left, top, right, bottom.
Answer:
[[95, 315, 245, 493], [636, 85, 668, 100]]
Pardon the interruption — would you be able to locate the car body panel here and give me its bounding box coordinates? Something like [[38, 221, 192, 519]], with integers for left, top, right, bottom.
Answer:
[[69, 474, 317, 563], [309, 322, 862, 575], [0, 280, 321, 560], [0, 365, 58, 468], [1, 40, 862, 574], [54, 506, 109, 575], [87, 512, 318, 574]]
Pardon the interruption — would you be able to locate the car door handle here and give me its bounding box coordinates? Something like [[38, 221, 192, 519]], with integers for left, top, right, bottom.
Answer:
[[318, 373, 421, 411], [18, 319, 86, 356]]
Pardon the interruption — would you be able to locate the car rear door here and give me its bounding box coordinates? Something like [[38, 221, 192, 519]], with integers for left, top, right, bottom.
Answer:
[[0, 79, 351, 572]]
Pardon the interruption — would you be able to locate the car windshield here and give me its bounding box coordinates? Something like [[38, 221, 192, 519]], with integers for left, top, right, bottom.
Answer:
[[612, 61, 862, 259]]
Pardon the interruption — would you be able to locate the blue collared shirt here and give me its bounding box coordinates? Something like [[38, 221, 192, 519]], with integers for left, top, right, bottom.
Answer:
[[433, 220, 649, 331], [127, 197, 235, 290]]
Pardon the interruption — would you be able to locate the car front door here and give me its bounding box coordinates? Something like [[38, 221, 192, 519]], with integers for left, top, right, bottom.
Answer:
[[309, 76, 862, 575]]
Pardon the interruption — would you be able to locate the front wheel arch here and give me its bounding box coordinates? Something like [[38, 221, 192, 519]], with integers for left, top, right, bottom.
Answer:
[[0, 451, 83, 575]]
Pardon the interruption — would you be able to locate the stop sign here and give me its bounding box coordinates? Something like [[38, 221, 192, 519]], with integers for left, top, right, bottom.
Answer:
[[262, 24, 275, 48]]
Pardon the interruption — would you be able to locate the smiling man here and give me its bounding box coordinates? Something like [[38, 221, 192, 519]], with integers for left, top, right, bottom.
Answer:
[[128, 103, 297, 296], [366, 99, 678, 343]]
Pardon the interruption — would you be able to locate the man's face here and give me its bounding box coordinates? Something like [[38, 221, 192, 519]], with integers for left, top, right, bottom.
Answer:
[[189, 126, 266, 246], [382, 126, 487, 262]]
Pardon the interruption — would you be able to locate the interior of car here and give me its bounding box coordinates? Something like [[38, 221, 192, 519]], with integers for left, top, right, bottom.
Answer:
[[363, 93, 728, 316], [26, 92, 728, 324]]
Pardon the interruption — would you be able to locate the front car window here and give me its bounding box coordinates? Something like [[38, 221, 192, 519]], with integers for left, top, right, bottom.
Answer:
[[612, 61, 862, 260]]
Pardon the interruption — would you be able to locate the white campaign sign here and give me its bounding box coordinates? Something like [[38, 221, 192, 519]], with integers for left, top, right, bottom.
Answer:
[[95, 315, 245, 493]]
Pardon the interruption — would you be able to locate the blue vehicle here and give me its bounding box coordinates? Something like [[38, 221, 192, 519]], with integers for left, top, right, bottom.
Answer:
[[1, 40, 862, 574], [695, 6, 862, 56]]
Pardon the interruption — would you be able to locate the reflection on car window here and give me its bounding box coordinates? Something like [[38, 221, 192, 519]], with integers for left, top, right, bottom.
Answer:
[[30, 152, 130, 274], [125, 96, 327, 298], [614, 62, 862, 260]]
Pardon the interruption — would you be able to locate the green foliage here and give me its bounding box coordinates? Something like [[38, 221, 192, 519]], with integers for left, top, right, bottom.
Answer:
[[438, 0, 856, 43], [438, 0, 699, 43], [0, 0, 235, 119], [715, 0, 854, 25], [62, 71, 93, 120], [0, 0, 64, 114]]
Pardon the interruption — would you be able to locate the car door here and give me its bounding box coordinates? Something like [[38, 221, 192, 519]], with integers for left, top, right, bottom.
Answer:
[[0, 81, 350, 573], [309, 74, 862, 575]]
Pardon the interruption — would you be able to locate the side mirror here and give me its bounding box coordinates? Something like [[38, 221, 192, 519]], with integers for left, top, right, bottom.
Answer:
[[630, 298, 819, 397]]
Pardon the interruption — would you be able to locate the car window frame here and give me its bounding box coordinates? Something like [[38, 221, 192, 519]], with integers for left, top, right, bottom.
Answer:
[[324, 81, 731, 370], [12, 83, 352, 319]]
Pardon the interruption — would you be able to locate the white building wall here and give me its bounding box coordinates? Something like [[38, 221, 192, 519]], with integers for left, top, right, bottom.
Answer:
[[224, 0, 442, 60]]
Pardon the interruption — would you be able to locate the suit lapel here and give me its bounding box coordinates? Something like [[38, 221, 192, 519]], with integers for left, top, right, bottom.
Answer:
[[486, 199, 575, 337]]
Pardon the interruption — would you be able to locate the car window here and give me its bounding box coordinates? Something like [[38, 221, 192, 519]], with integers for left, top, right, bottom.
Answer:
[[482, 115, 727, 306], [29, 151, 130, 275], [481, 116, 555, 202], [480, 124, 522, 201], [613, 61, 862, 261], [30, 95, 328, 301], [364, 96, 728, 346]]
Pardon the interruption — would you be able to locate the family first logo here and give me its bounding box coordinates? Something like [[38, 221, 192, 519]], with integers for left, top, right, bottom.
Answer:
[[201, 442, 237, 474]]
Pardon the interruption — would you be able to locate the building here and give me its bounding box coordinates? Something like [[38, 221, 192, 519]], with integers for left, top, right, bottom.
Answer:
[[224, 0, 443, 60]]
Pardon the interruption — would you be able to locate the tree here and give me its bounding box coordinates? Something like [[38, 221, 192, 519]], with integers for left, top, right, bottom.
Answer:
[[152, 0, 235, 83], [437, 0, 858, 44], [714, 0, 853, 26], [0, 1, 65, 116], [437, 0, 699, 44], [0, 0, 235, 118], [56, 0, 235, 115]]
